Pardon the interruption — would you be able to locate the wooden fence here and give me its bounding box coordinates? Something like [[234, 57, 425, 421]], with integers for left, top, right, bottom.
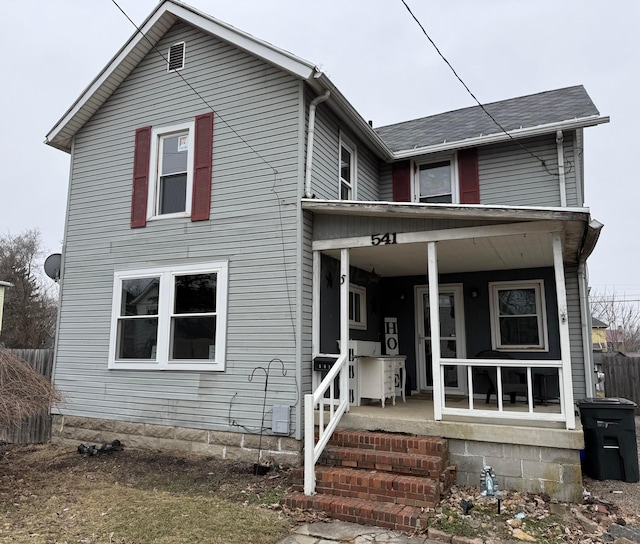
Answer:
[[0, 349, 55, 444], [601, 354, 640, 414]]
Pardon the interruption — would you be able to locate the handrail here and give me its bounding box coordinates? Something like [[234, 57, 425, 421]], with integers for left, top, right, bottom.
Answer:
[[304, 352, 349, 495]]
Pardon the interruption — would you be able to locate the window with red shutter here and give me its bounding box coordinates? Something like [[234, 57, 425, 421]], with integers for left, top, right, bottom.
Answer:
[[131, 112, 214, 227]]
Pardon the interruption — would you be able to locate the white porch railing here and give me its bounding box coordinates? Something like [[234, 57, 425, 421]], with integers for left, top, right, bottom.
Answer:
[[304, 352, 349, 495], [437, 357, 568, 424]]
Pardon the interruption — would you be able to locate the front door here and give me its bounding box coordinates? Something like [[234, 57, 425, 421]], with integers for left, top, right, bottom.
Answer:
[[415, 284, 466, 394]]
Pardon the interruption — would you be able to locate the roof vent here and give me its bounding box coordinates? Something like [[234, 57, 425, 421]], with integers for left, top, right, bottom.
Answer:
[[167, 42, 185, 72]]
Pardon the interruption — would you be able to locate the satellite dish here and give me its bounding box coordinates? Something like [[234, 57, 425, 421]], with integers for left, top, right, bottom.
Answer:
[[44, 253, 62, 282]]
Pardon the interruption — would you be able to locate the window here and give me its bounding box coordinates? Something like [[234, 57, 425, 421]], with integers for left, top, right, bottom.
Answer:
[[349, 283, 367, 330], [416, 158, 456, 203], [108, 261, 228, 370], [489, 280, 548, 351], [339, 135, 356, 199], [147, 121, 195, 219]]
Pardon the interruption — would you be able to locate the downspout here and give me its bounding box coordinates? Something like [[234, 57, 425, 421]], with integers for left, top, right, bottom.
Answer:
[[557, 130, 567, 207], [578, 219, 604, 397], [304, 90, 331, 198], [578, 262, 595, 396]]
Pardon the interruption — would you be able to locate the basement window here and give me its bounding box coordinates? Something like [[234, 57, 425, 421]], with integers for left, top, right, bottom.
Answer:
[[167, 42, 186, 72]]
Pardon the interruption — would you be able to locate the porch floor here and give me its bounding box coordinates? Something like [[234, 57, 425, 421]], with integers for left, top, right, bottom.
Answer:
[[333, 394, 584, 451]]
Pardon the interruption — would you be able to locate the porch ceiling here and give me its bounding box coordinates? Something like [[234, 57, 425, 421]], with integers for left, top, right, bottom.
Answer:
[[327, 231, 556, 277]]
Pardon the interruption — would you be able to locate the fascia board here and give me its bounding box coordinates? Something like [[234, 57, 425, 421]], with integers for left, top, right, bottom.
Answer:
[[301, 198, 591, 223], [45, 0, 318, 153], [392, 116, 610, 160]]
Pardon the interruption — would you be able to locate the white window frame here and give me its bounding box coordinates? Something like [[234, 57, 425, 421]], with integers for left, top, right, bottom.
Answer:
[[339, 133, 357, 200], [349, 283, 367, 330], [489, 279, 548, 351], [108, 261, 228, 371], [414, 154, 458, 203], [147, 120, 195, 221]]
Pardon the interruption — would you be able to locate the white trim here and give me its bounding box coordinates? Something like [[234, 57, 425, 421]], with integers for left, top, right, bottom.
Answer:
[[413, 154, 458, 204], [392, 116, 610, 160], [338, 132, 357, 200], [488, 279, 549, 351], [312, 220, 564, 252], [108, 261, 228, 371], [147, 120, 195, 220], [348, 283, 367, 330]]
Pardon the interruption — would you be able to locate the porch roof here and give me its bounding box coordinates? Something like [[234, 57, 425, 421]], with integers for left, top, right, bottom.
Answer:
[[303, 199, 601, 277]]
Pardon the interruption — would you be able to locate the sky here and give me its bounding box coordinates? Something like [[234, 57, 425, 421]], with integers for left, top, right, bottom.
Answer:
[[1, 0, 637, 298]]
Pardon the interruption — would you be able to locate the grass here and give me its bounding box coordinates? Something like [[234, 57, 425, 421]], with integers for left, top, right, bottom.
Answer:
[[0, 444, 293, 544]]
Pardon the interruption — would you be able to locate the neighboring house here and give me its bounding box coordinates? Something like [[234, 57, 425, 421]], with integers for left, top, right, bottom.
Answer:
[[606, 327, 625, 353], [0, 281, 11, 337], [46, 0, 608, 503], [592, 316, 608, 352]]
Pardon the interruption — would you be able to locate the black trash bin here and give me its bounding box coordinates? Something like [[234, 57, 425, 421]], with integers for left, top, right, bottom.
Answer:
[[576, 397, 639, 483]]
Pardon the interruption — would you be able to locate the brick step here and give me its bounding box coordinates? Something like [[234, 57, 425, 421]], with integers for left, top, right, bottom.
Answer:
[[282, 491, 429, 533], [319, 445, 447, 478], [291, 466, 440, 508], [327, 429, 448, 457]]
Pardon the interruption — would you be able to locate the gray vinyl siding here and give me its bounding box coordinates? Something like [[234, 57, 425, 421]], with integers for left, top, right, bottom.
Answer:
[[566, 264, 586, 398], [379, 133, 579, 207], [54, 21, 303, 434], [307, 89, 379, 201], [479, 134, 578, 207]]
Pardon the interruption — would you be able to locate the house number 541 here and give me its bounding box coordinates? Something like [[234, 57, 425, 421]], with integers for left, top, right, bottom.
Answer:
[[371, 232, 397, 246]]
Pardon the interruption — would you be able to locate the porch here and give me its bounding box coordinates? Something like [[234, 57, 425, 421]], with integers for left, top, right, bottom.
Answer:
[[321, 394, 585, 502], [303, 201, 600, 499]]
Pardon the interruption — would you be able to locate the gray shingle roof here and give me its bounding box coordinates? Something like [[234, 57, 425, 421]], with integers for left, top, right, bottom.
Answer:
[[375, 85, 599, 153]]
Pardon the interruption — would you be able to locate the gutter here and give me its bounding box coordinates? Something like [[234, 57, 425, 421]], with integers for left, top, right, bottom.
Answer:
[[304, 89, 331, 198], [391, 116, 610, 160]]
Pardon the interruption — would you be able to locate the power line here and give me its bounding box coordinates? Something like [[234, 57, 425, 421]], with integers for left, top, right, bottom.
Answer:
[[399, 0, 558, 178], [110, 0, 278, 176]]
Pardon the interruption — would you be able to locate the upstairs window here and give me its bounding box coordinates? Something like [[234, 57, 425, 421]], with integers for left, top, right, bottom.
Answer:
[[148, 121, 195, 219], [489, 280, 548, 351], [339, 135, 356, 200], [417, 159, 455, 203]]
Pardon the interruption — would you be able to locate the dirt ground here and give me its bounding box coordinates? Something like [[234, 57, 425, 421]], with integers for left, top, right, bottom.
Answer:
[[1, 441, 638, 543]]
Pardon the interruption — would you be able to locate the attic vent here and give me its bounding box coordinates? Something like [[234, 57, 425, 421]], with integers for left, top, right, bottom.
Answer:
[[167, 42, 185, 72]]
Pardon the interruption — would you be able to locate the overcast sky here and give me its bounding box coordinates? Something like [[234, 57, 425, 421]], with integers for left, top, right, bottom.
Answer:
[[1, 0, 637, 298]]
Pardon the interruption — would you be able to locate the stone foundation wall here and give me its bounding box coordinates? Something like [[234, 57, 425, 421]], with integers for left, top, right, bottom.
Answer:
[[51, 415, 303, 466], [449, 438, 583, 502]]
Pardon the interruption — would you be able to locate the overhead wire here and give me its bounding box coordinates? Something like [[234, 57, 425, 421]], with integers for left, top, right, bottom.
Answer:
[[400, 0, 561, 179], [110, 0, 278, 177]]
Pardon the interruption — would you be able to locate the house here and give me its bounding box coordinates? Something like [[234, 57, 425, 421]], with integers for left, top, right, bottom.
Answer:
[[592, 316, 608, 352], [46, 0, 608, 508], [0, 281, 11, 337]]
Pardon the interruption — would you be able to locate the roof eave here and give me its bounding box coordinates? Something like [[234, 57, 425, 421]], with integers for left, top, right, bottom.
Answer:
[[301, 198, 591, 223], [45, 0, 318, 153], [391, 115, 610, 160]]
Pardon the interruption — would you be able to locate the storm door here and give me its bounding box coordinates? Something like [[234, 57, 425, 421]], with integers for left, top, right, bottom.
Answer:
[[415, 284, 467, 394]]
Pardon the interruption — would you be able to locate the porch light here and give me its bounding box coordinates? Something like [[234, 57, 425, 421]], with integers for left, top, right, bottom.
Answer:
[[470, 287, 479, 298]]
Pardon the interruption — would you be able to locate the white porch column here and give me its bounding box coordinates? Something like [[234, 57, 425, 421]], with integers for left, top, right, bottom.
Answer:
[[427, 242, 443, 420], [553, 233, 576, 430], [311, 250, 321, 392], [340, 248, 350, 410]]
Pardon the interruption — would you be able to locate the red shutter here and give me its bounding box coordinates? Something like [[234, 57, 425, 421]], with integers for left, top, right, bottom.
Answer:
[[191, 112, 214, 221], [392, 160, 412, 202], [458, 148, 480, 204], [131, 126, 152, 228]]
